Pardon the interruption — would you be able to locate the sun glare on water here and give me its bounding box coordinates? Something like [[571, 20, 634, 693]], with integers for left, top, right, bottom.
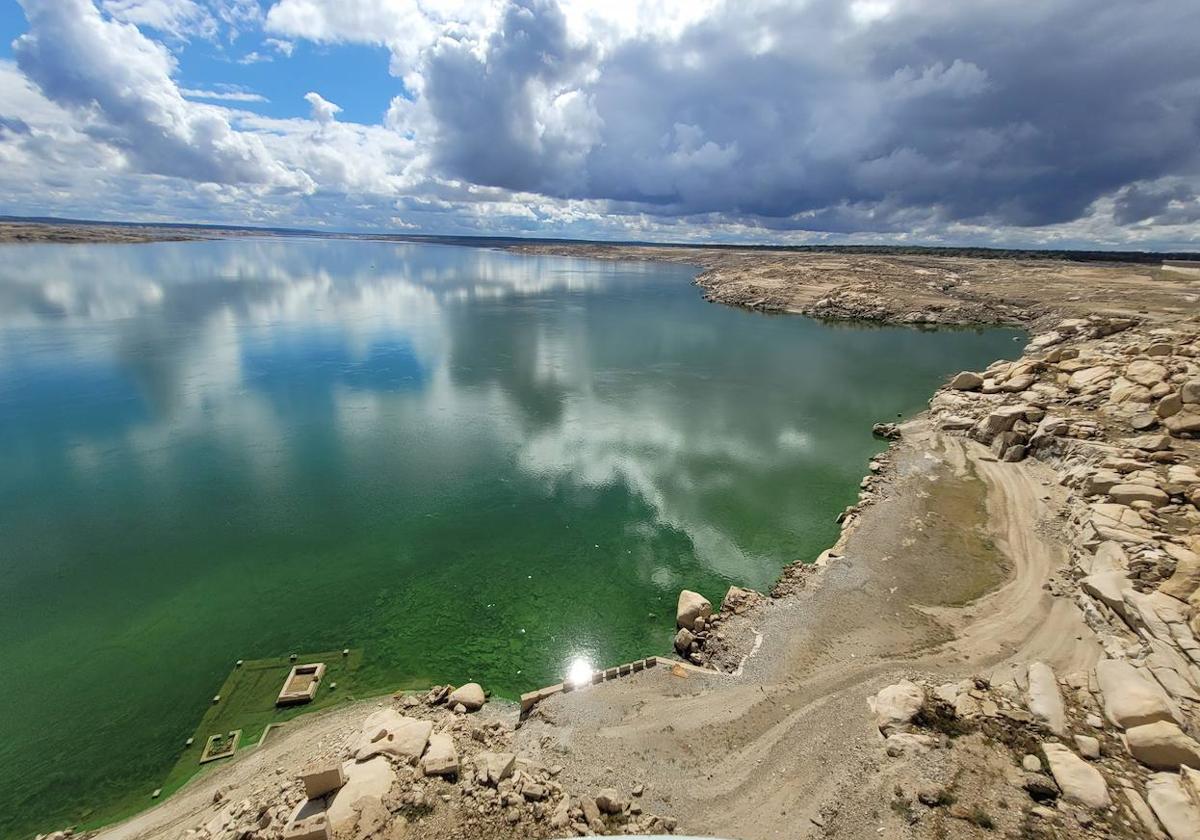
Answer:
[[567, 657, 593, 687]]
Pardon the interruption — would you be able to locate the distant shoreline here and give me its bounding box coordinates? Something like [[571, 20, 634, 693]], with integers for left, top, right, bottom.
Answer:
[[2, 217, 1199, 264]]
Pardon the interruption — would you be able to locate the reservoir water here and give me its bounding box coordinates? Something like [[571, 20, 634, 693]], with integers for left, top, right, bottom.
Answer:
[[0, 239, 1022, 836]]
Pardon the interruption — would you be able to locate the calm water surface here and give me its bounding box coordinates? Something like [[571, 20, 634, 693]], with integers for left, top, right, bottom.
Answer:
[[0, 239, 1022, 835]]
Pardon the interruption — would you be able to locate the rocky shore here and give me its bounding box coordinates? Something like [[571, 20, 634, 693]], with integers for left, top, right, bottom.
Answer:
[[42, 246, 1200, 840], [878, 312, 1200, 837]]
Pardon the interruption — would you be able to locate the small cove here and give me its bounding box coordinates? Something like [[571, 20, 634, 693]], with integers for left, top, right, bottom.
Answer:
[[0, 238, 1024, 837]]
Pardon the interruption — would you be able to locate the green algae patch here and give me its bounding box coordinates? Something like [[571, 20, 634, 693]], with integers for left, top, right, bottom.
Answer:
[[156, 650, 364, 806]]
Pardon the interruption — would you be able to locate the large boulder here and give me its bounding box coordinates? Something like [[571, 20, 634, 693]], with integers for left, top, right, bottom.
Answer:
[[868, 680, 925, 734], [1165, 408, 1200, 435], [1159, 393, 1184, 419], [1125, 721, 1200, 771], [1041, 742, 1111, 809], [1160, 545, 1200, 601], [354, 710, 433, 763], [300, 764, 346, 800], [948, 371, 983, 391], [1095, 659, 1178, 729], [447, 682, 486, 711], [1082, 571, 1133, 617], [1110, 377, 1152, 405], [981, 405, 1031, 437], [676, 590, 712, 630], [1027, 662, 1067, 736], [1127, 360, 1168, 387], [1068, 366, 1115, 392], [420, 732, 459, 777], [1083, 469, 1124, 496], [1182, 380, 1200, 403], [673, 627, 695, 655], [1146, 772, 1200, 840], [326, 757, 396, 832], [1108, 483, 1170, 508]]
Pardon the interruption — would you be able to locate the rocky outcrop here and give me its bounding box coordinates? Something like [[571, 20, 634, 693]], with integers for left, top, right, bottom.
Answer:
[[1146, 772, 1200, 840], [353, 710, 432, 763], [420, 733, 459, 777], [675, 590, 712, 631], [1095, 659, 1178, 729], [1041, 742, 1111, 809], [868, 680, 925, 734], [447, 683, 486, 712], [1027, 662, 1068, 735], [1124, 721, 1200, 770]]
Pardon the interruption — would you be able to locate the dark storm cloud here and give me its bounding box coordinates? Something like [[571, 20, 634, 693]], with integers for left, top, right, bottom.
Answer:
[[424, 0, 596, 195], [1113, 182, 1200, 226], [421, 0, 1200, 230]]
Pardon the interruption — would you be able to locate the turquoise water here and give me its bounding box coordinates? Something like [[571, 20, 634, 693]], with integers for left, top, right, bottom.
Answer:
[[0, 239, 1022, 836]]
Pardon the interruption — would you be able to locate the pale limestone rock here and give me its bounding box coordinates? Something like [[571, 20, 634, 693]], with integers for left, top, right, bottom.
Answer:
[[721, 585, 764, 614], [1096, 659, 1177, 729], [676, 590, 712, 630], [1084, 469, 1124, 496], [595, 788, 628, 814], [1130, 433, 1173, 451], [1074, 734, 1101, 759], [447, 683, 486, 711], [1128, 360, 1168, 387], [1092, 541, 1129, 573], [1069, 366, 1115, 391], [475, 751, 515, 786], [1125, 721, 1200, 770], [1183, 766, 1200, 808], [1124, 786, 1168, 839], [354, 710, 432, 763], [1083, 570, 1132, 617], [1152, 667, 1200, 703], [420, 732, 459, 777], [948, 371, 983, 390], [1182, 380, 1200, 403], [1041, 742, 1111, 809], [1165, 407, 1200, 434], [673, 627, 695, 655], [1160, 545, 1200, 602], [1146, 772, 1200, 840], [1159, 393, 1184, 419], [1027, 662, 1067, 735], [1109, 483, 1170, 507], [300, 764, 345, 800], [982, 405, 1031, 436], [1168, 465, 1200, 486], [1111, 377, 1153, 404], [282, 801, 332, 840], [885, 732, 936, 757], [868, 680, 925, 734], [326, 757, 395, 832]]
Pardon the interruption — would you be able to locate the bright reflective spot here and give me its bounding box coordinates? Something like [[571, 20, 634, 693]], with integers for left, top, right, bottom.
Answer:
[[567, 657, 594, 687]]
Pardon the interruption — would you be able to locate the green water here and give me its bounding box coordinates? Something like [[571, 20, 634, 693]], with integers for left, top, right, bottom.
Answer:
[[0, 238, 1022, 836]]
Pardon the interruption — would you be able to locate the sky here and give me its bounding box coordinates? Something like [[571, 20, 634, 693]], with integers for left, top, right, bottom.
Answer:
[[1, 0, 1199, 248]]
